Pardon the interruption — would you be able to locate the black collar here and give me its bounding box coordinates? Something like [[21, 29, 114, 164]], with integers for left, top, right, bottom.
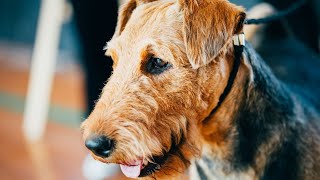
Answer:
[[203, 34, 245, 123]]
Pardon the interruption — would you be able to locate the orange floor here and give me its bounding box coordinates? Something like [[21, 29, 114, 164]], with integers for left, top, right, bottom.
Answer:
[[0, 110, 130, 180], [0, 46, 127, 180], [0, 110, 86, 180]]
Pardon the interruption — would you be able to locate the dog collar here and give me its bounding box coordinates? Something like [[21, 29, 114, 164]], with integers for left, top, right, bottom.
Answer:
[[203, 33, 245, 123]]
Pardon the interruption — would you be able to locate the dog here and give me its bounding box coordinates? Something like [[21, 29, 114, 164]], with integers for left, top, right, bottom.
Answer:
[[81, 0, 320, 179]]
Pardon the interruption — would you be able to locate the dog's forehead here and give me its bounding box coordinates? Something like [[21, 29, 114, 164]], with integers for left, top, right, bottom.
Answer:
[[131, 0, 178, 23], [107, 0, 187, 66], [111, 1, 181, 49]]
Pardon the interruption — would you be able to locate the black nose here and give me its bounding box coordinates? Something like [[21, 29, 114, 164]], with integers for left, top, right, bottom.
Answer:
[[85, 135, 114, 158]]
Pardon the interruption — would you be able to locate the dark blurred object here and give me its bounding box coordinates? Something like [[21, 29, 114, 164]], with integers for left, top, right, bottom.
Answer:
[[254, 1, 320, 109], [257, 33, 320, 108], [264, 0, 320, 53], [71, 0, 118, 114]]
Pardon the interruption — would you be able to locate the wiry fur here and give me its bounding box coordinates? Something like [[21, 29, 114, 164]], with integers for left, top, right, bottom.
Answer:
[[81, 0, 320, 179]]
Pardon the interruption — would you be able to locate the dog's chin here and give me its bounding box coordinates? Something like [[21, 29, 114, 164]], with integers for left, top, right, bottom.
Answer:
[[138, 153, 170, 177], [141, 147, 190, 178], [139, 139, 189, 178]]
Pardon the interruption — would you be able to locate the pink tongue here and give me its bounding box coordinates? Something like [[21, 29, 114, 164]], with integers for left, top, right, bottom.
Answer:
[[120, 161, 142, 178]]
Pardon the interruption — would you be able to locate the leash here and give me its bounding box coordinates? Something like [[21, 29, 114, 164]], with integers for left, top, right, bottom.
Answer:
[[244, 0, 307, 25], [203, 0, 307, 123]]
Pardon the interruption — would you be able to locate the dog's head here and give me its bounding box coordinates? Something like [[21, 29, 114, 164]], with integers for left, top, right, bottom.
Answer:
[[81, 0, 245, 179]]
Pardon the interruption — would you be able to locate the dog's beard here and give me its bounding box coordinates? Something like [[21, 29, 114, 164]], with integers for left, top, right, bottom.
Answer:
[[115, 129, 187, 178], [118, 121, 200, 179], [83, 109, 201, 179]]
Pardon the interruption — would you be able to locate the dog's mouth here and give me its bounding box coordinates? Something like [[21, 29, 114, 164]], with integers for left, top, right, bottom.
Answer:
[[119, 153, 169, 178], [118, 135, 185, 178]]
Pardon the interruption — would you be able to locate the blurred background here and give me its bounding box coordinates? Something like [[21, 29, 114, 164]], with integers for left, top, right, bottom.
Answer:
[[0, 0, 119, 179], [0, 0, 318, 179]]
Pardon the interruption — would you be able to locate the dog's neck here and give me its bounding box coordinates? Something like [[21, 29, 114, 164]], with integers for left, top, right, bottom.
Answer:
[[194, 43, 297, 179]]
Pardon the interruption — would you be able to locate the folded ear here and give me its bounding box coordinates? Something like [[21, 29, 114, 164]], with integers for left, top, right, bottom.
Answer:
[[113, 0, 159, 37], [178, 0, 246, 69], [113, 0, 137, 37]]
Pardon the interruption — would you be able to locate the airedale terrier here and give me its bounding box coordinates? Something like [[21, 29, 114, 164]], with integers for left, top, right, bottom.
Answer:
[[81, 0, 320, 179]]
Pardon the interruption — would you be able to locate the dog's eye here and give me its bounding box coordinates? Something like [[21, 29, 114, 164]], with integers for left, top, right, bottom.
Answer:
[[146, 57, 171, 74]]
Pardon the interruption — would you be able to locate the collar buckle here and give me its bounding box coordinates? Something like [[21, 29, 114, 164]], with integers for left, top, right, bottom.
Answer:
[[233, 33, 245, 46]]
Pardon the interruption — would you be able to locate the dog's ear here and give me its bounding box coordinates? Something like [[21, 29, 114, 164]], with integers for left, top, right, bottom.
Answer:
[[178, 0, 246, 69], [113, 0, 159, 37], [113, 0, 137, 37]]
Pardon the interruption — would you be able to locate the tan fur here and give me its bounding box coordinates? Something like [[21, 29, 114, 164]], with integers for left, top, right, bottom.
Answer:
[[81, 0, 255, 179]]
